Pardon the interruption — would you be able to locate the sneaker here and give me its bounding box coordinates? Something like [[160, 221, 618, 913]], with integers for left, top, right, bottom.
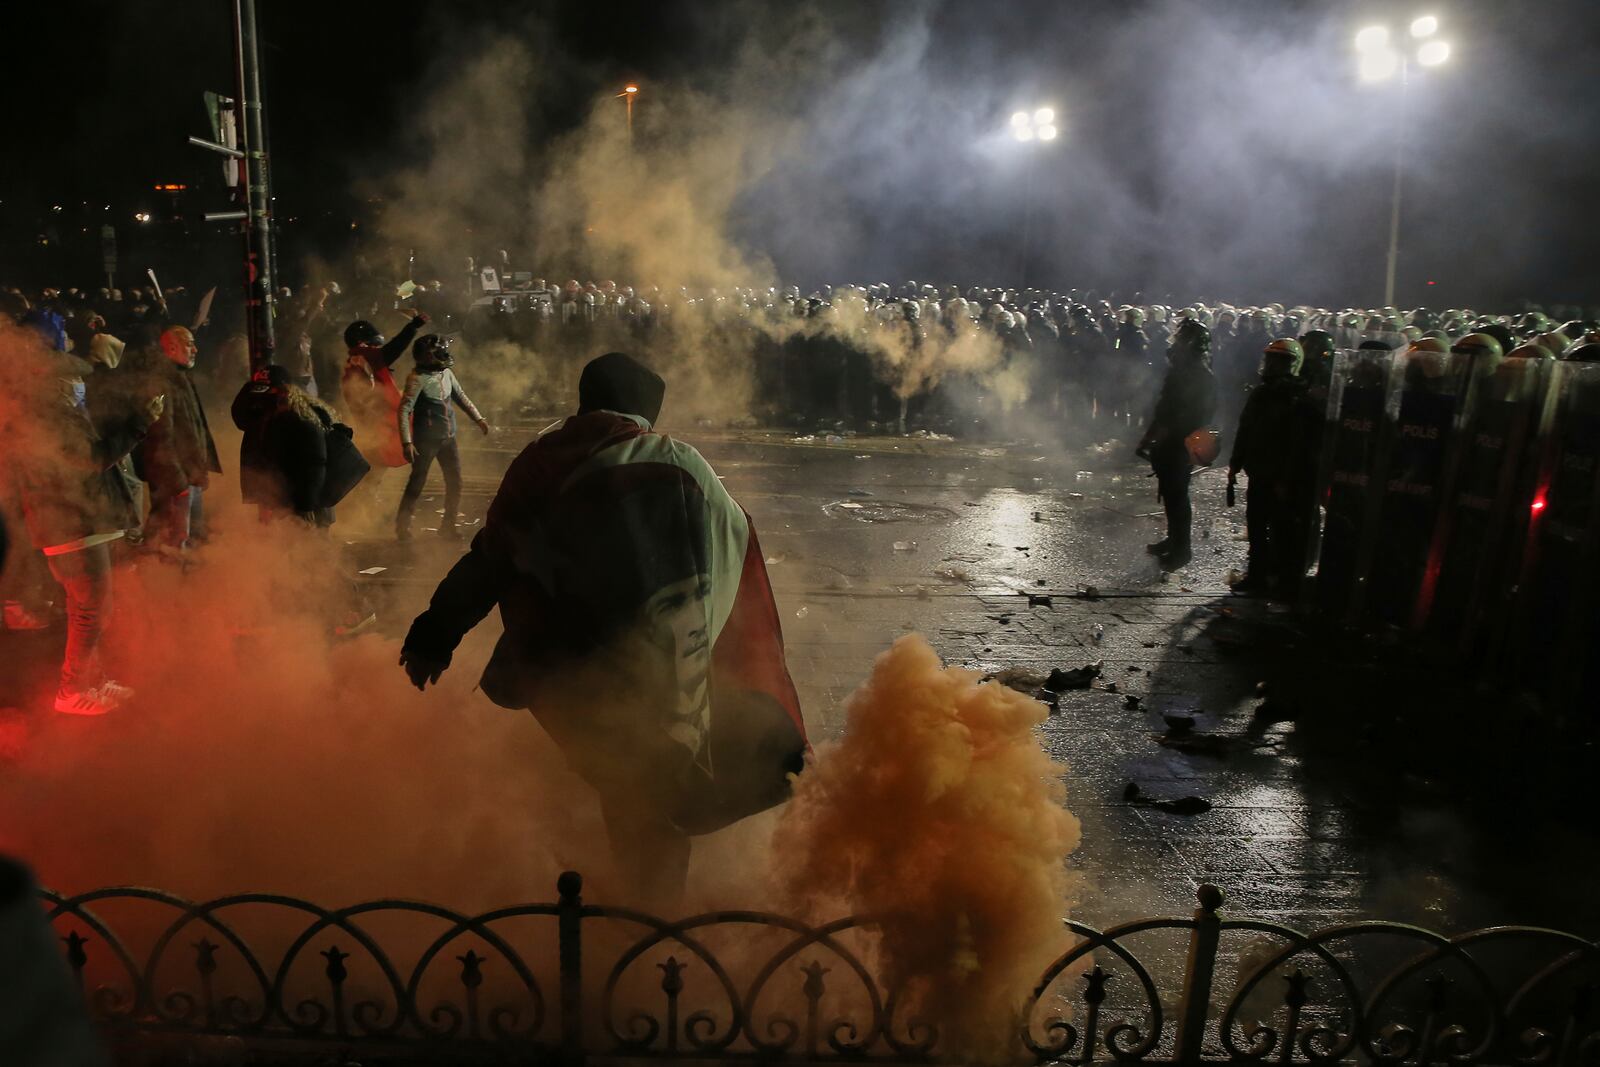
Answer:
[[1158, 547, 1192, 571], [54, 687, 115, 716], [1144, 539, 1172, 556], [94, 680, 135, 708], [437, 524, 461, 541], [3, 601, 49, 631], [396, 524, 413, 544]]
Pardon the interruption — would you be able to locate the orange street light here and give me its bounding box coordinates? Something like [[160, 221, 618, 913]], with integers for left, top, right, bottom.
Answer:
[[617, 84, 640, 140]]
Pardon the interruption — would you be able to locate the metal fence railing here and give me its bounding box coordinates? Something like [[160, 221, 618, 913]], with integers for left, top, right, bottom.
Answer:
[[43, 875, 1600, 1065]]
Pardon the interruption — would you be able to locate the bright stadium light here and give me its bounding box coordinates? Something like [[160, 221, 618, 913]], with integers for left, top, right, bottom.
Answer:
[[1010, 107, 1058, 143], [1417, 40, 1450, 66], [1355, 25, 1390, 52], [1353, 14, 1454, 306]]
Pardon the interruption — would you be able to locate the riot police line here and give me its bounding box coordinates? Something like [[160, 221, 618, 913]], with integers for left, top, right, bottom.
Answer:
[[1308, 343, 1598, 708]]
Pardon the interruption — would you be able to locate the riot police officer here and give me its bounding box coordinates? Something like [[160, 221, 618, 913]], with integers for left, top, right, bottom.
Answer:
[[1227, 339, 1319, 596], [1138, 318, 1217, 570]]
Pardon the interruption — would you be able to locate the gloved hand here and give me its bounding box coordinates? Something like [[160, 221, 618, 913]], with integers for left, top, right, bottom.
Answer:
[[399, 646, 449, 691]]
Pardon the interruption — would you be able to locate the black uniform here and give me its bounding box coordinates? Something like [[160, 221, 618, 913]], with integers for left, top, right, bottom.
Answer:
[[1143, 355, 1216, 562], [1229, 375, 1319, 593]]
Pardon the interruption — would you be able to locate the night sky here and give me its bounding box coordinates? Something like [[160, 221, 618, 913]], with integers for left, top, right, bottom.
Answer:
[[5, 0, 1600, 309]]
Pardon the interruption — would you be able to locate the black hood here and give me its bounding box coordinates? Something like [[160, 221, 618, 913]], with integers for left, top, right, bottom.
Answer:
[[578, 351, 665, 425]]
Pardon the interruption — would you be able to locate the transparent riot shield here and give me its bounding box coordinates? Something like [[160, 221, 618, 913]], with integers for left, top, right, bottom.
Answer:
[[1310, 347, 1398, 621], [1418, 356, 1551, 650], [1502, 361, 1600, 708], [1363, 347, 1473, 627]]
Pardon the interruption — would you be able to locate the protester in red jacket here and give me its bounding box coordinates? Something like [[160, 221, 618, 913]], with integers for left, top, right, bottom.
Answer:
[[400, 352, 806, 899], [339, 311, 427, 469]]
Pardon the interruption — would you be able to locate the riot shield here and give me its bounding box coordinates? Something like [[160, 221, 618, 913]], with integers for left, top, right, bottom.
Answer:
[[1502, 362, 1600, 708], [1311, 348, 1398, 621], [1418, 357, 1550, 650], [1364, 348, 1473, 627]]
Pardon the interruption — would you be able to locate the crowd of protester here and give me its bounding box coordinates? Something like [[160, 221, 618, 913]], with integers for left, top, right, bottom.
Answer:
[[2, 270, 1596, 717]]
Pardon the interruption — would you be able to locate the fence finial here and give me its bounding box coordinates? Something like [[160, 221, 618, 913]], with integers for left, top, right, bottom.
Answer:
[[558, 870, 583, 902], [1196, 883, 1225, 914]]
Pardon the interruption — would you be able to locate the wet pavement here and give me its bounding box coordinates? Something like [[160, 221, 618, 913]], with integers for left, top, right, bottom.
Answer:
[[345, 418, 1600, 936]]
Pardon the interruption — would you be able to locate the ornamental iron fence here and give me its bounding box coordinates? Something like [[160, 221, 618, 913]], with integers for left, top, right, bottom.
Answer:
[[41, 874, 1600, 1065]]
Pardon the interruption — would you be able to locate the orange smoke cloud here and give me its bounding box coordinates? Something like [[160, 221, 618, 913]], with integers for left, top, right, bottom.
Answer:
[[773, 634, 1081, 1059], [0, 483, 612, 909]]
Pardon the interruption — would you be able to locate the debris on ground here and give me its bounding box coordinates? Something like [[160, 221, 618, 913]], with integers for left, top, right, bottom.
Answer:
[[1123, 782, 1212, 815], [1162, 713, 1196, 734], [934, 565, 973, 583], [1075, 584, 1101, 600], [1104, 681, 1120, 694], [1027, 593, 1053, 607], [357, 566, 387, 576], [1124, 694, 1143, 710], [987, 667, 1045, 693], [1142, 641, 1157, 648], [987, 613, 1014, 625], [892, 540, 917, 552], [1045, 662, 1103, 691]]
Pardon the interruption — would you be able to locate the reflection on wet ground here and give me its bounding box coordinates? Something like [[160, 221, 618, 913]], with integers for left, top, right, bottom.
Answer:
[[323, 423, 1600, 933]]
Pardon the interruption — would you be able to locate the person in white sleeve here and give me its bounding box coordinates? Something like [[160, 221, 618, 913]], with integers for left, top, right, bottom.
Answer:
[[395, 334, 489, 541]]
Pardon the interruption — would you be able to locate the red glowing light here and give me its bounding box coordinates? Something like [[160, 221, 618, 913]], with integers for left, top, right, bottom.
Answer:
[[1532, 497, 1547, 512], [1426, 280, 1436, 286]]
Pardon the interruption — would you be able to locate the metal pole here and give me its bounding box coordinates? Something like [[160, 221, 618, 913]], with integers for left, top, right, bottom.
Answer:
[[239, 0, 275, 370], [1383, 58, 1409, 308], [626, 93, 634, 142], [1019, 148, 1036, 288]]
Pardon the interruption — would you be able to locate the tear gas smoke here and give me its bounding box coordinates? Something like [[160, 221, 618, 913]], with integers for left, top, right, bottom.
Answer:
[[312, 6, 1042, 429], [775, 634, 1081, 1057]]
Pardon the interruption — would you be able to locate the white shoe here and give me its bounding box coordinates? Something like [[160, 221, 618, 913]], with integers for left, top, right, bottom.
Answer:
[[3, 601, 49, 631], [94, 680, 135, 709], [54, 688, 114, 716]]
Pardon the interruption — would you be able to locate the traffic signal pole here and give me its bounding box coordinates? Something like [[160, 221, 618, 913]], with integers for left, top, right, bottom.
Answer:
[[237, 0, 276, 371]]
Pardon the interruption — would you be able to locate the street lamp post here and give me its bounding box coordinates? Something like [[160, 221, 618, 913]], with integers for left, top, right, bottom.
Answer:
[[1356, 16, 1451, 307], [618, 84, 639, 144], [1009, 107, 1058, 288]]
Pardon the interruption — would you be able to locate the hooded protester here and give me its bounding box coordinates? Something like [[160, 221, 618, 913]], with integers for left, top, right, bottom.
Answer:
[[0, 319, 164, 715], [398, 352, 807, 900], [340, 310, 427, 469], [232, 366, 369, 526], [125, 326, 221, 550], [395, 333, 488, 540], [1137, 318, 1217, 570]]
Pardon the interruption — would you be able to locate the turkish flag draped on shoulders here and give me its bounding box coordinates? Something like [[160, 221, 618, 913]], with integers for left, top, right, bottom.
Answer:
[[405, 409, 807, 835]]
